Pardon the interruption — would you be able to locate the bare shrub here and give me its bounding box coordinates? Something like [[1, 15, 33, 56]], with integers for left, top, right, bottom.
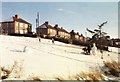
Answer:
[[104, 61, 120, 77], [76, 70, 104, 81], [1, 66, 11, 79], [30, 76, 41, 81], [54, 76, 64, 81], [68, 75, 78, 80], [1, 60, 24, 79], [27, 74, 45, 81]]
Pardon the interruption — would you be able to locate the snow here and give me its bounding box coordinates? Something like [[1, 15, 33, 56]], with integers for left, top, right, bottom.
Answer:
[[108, 46, 120, 53], [0, 35, 118, 80]]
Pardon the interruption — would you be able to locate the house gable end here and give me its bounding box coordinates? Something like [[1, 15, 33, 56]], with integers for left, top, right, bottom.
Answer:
[[39, 24, 47, 28]]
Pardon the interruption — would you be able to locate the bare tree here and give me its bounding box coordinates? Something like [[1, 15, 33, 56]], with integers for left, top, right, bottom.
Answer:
[[86, 21, 109, 48]]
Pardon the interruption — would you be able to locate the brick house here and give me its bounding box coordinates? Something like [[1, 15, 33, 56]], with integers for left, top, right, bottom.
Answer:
[[70, 30, 85, 42], [0, 15, 32, 35], [75, 32, 80, 40], [36, 21, 57, 38], [54, 24, 70, 39], [70, 30, 79, 40], [79, 34, 85, 42]]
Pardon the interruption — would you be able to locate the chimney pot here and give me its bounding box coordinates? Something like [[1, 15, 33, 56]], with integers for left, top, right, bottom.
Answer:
[[55, 24, 58, 27], [77, 32, 79, 35], [54, 24, 58, 27], [15, 14, 19, 19], [72, 30, 74, 32], [45, 21, 48, 25]]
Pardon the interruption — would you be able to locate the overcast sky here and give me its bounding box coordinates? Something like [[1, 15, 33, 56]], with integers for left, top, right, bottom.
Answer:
[[1, 2, 118, 38]]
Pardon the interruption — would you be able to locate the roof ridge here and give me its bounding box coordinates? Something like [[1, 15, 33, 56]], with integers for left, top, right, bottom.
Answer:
[[13, 17, 31, 25]]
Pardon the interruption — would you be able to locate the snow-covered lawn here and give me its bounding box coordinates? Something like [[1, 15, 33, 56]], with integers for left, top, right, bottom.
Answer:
[[0, 35, 118, 80]]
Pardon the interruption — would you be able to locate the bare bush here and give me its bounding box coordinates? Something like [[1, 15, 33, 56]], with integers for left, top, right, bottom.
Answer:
[[30, 76, 41, 81], [54, 76, 64, 81], [104, 61, 120, 77], [76, 70, 105, 81], [27, 74, 43, 81], [1, 66, 11, 79], [1, 60, 24, 80]]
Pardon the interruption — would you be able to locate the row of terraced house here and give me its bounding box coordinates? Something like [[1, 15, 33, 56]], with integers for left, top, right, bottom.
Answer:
[[0, 15, 86, 43], [36, 21, 86, 42]]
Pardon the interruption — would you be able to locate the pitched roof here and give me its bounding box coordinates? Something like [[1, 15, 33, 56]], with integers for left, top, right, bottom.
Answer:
[[13, 17, 31, 25], [37, 24, 46, 28], [46, 24, 55, 29], [70, 30, 81, 36], [2, 15, 31, 25], [54, 25, 69, 33], [37, 22, 55, 29], [70, 30, 76, 35]]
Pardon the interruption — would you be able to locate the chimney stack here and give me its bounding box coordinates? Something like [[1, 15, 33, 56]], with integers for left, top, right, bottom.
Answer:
[[45, 21, 48, 25], [81, 34, 83, 36], [77, 32, 79, 35], [54, 24, 58, 27], [15, 14, 19, 19], [71, 30, 74, 32]]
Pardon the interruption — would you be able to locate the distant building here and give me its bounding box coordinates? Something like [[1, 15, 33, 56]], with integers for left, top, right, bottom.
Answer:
[[36, 21, 86, 44], [111, 38, 120, 47], [36, 21, 57, 38], [54, 24, 70, 39], [79, 34, 85, 42], [75, 32, 80, 40], [0, 14, 32, 35], [70, 30, 75, 40], [70, 30, 79, 40], [70, 30, 85, 42]]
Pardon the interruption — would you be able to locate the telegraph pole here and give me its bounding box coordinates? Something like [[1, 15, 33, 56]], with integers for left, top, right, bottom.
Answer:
[[36, 12, 40, 28], [37, 12, 39, 27]]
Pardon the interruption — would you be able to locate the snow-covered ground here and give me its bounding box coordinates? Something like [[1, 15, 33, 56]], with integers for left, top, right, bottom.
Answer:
[[0, 35, 119, 80], [108, 46, 120, 53]]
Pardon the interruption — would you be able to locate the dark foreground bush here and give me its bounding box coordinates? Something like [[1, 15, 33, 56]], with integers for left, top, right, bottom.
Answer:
[[104, 61, 120, 77]]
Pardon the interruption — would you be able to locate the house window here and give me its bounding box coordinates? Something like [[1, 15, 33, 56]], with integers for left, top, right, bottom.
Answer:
[[63, 32, 65, 35], [50, 29, 52, 33], [62, 32, 64, 35], [75, 35, 79, 39], [25, 24, 28, 28], [20, 30, 23, 34], [24, 30, 27, 33], [0, 23, 1, 28], [61, 32, 62, 35], [20, 23, 23, 27], [59, 32, 61, 35], [65, 33, 67, 36]]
